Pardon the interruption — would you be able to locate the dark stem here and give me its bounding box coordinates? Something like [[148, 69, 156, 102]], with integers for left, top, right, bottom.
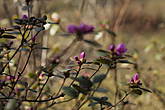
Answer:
[[72, 95, 86, 110], [0, 94, 64, 103], [0, 45, 22, 73], [114, 68, 118, 110], [78, 67, 111, 110], [8, 47, 33, 96], [46, 98, 74, 108], [90, 64, 102, 79], [69, 65, 81, 87], [56, 78, 66, 96], [107, 91, 132, 110], [35, 76, 50, 100], [14, 51, 22, 78], [100, 103, 103, 110], [50, 78, 66, 105]]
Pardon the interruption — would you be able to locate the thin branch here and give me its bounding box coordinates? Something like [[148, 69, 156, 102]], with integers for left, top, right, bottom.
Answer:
[[0, 94, 64, 103], [90, 64, 102, 79], [69, 65, 82, 87], [35, 76, 50, 100], [106, 91, 132, 110]]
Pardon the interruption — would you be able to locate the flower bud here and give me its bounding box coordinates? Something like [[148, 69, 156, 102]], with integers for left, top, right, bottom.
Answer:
[[108, 44, 115, 52], [79, 52, 86, 59], [116, 43, 127, 56], [74, 56, 79, 61], [129, 73, 142, 85], [22, 14, 28, 19]]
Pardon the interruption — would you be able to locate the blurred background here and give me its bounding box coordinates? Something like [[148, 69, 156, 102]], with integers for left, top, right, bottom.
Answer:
[[0, 0, 165, 110]]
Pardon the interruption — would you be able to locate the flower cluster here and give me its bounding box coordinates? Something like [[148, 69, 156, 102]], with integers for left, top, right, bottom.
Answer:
[[108, 43, 127, 56], [129, 73, 142, 85], [67, 24, 94, 35], [74, 52, 86, 65]]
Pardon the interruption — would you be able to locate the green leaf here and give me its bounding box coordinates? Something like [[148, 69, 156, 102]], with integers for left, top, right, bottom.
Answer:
[[17, 81, 28, 87], [14, 19, 23, 25], [95, 88, 109, 93], [56, 32, 72, 37], [88, 102, 99, 106], [102, 101, 112, 106], [72, 84, 88, 95], [17, 88, 25, 92], [132, 89, 143, 95], [12, 25, 20, 30], [95, 57, 112, 65], [83, 40, 101, 47], [117, 60, 134, 64], [105, 29, 116, 37], [92, 74, 106, 83], [22, 5, 32, 10], [35, 27, 45, 32], [0, 35, 16, 39], [6, 31, 20, 35], [97, 49, 110, 56], [139, 87, 152, 93], [47, 22, 59, 24], [77, 76, 93, 89], [29, 89, 37, 93], [88, 97, 101, 102], [62, 86, 79, 98], [101, 96, 108, 101], [19, 48, 30, 52]]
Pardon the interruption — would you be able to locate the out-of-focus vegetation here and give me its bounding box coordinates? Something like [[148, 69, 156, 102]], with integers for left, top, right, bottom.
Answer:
[[0, 0, 165, 110]]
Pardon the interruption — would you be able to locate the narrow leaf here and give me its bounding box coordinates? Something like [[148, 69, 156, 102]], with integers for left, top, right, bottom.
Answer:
[[62, 86, 79, 98], [93, 74, 106, 83], [83, 40, 101, 47]]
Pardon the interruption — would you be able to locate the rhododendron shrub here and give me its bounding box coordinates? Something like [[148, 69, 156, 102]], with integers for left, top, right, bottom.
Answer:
[[0, 0, 152, 110]]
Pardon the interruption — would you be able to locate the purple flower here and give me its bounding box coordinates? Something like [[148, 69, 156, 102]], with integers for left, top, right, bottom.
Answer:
[[68, 25, 78, 33], [108, 44, 115, 52], [79, 52, 86, 59], [108, 43, 127, 56], [22, 14, 28, 19], [130, 73, 142, 85], [6, 76, 15, 80], [116, 44, 127, 55], [74, 52, 86, 65], [67, 24, 94, 35]]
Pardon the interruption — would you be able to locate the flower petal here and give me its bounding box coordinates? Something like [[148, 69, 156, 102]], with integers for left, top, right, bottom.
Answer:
[[79, 52, 86, 59], [67, 25, 78, 33]]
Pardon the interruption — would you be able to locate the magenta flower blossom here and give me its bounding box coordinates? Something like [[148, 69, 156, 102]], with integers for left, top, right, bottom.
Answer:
[[6, 76, 15, 80], [79, 52, 86, 60], [116, 44, 127, 55], [108, 43, 127, 56], [74, 56, 81, 65], [67, 24, 94, 35], [130, 73, 142, 85], [108, 44, 115, 52], [74, 52, 86, 65], [22, 14, 28, 19]]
